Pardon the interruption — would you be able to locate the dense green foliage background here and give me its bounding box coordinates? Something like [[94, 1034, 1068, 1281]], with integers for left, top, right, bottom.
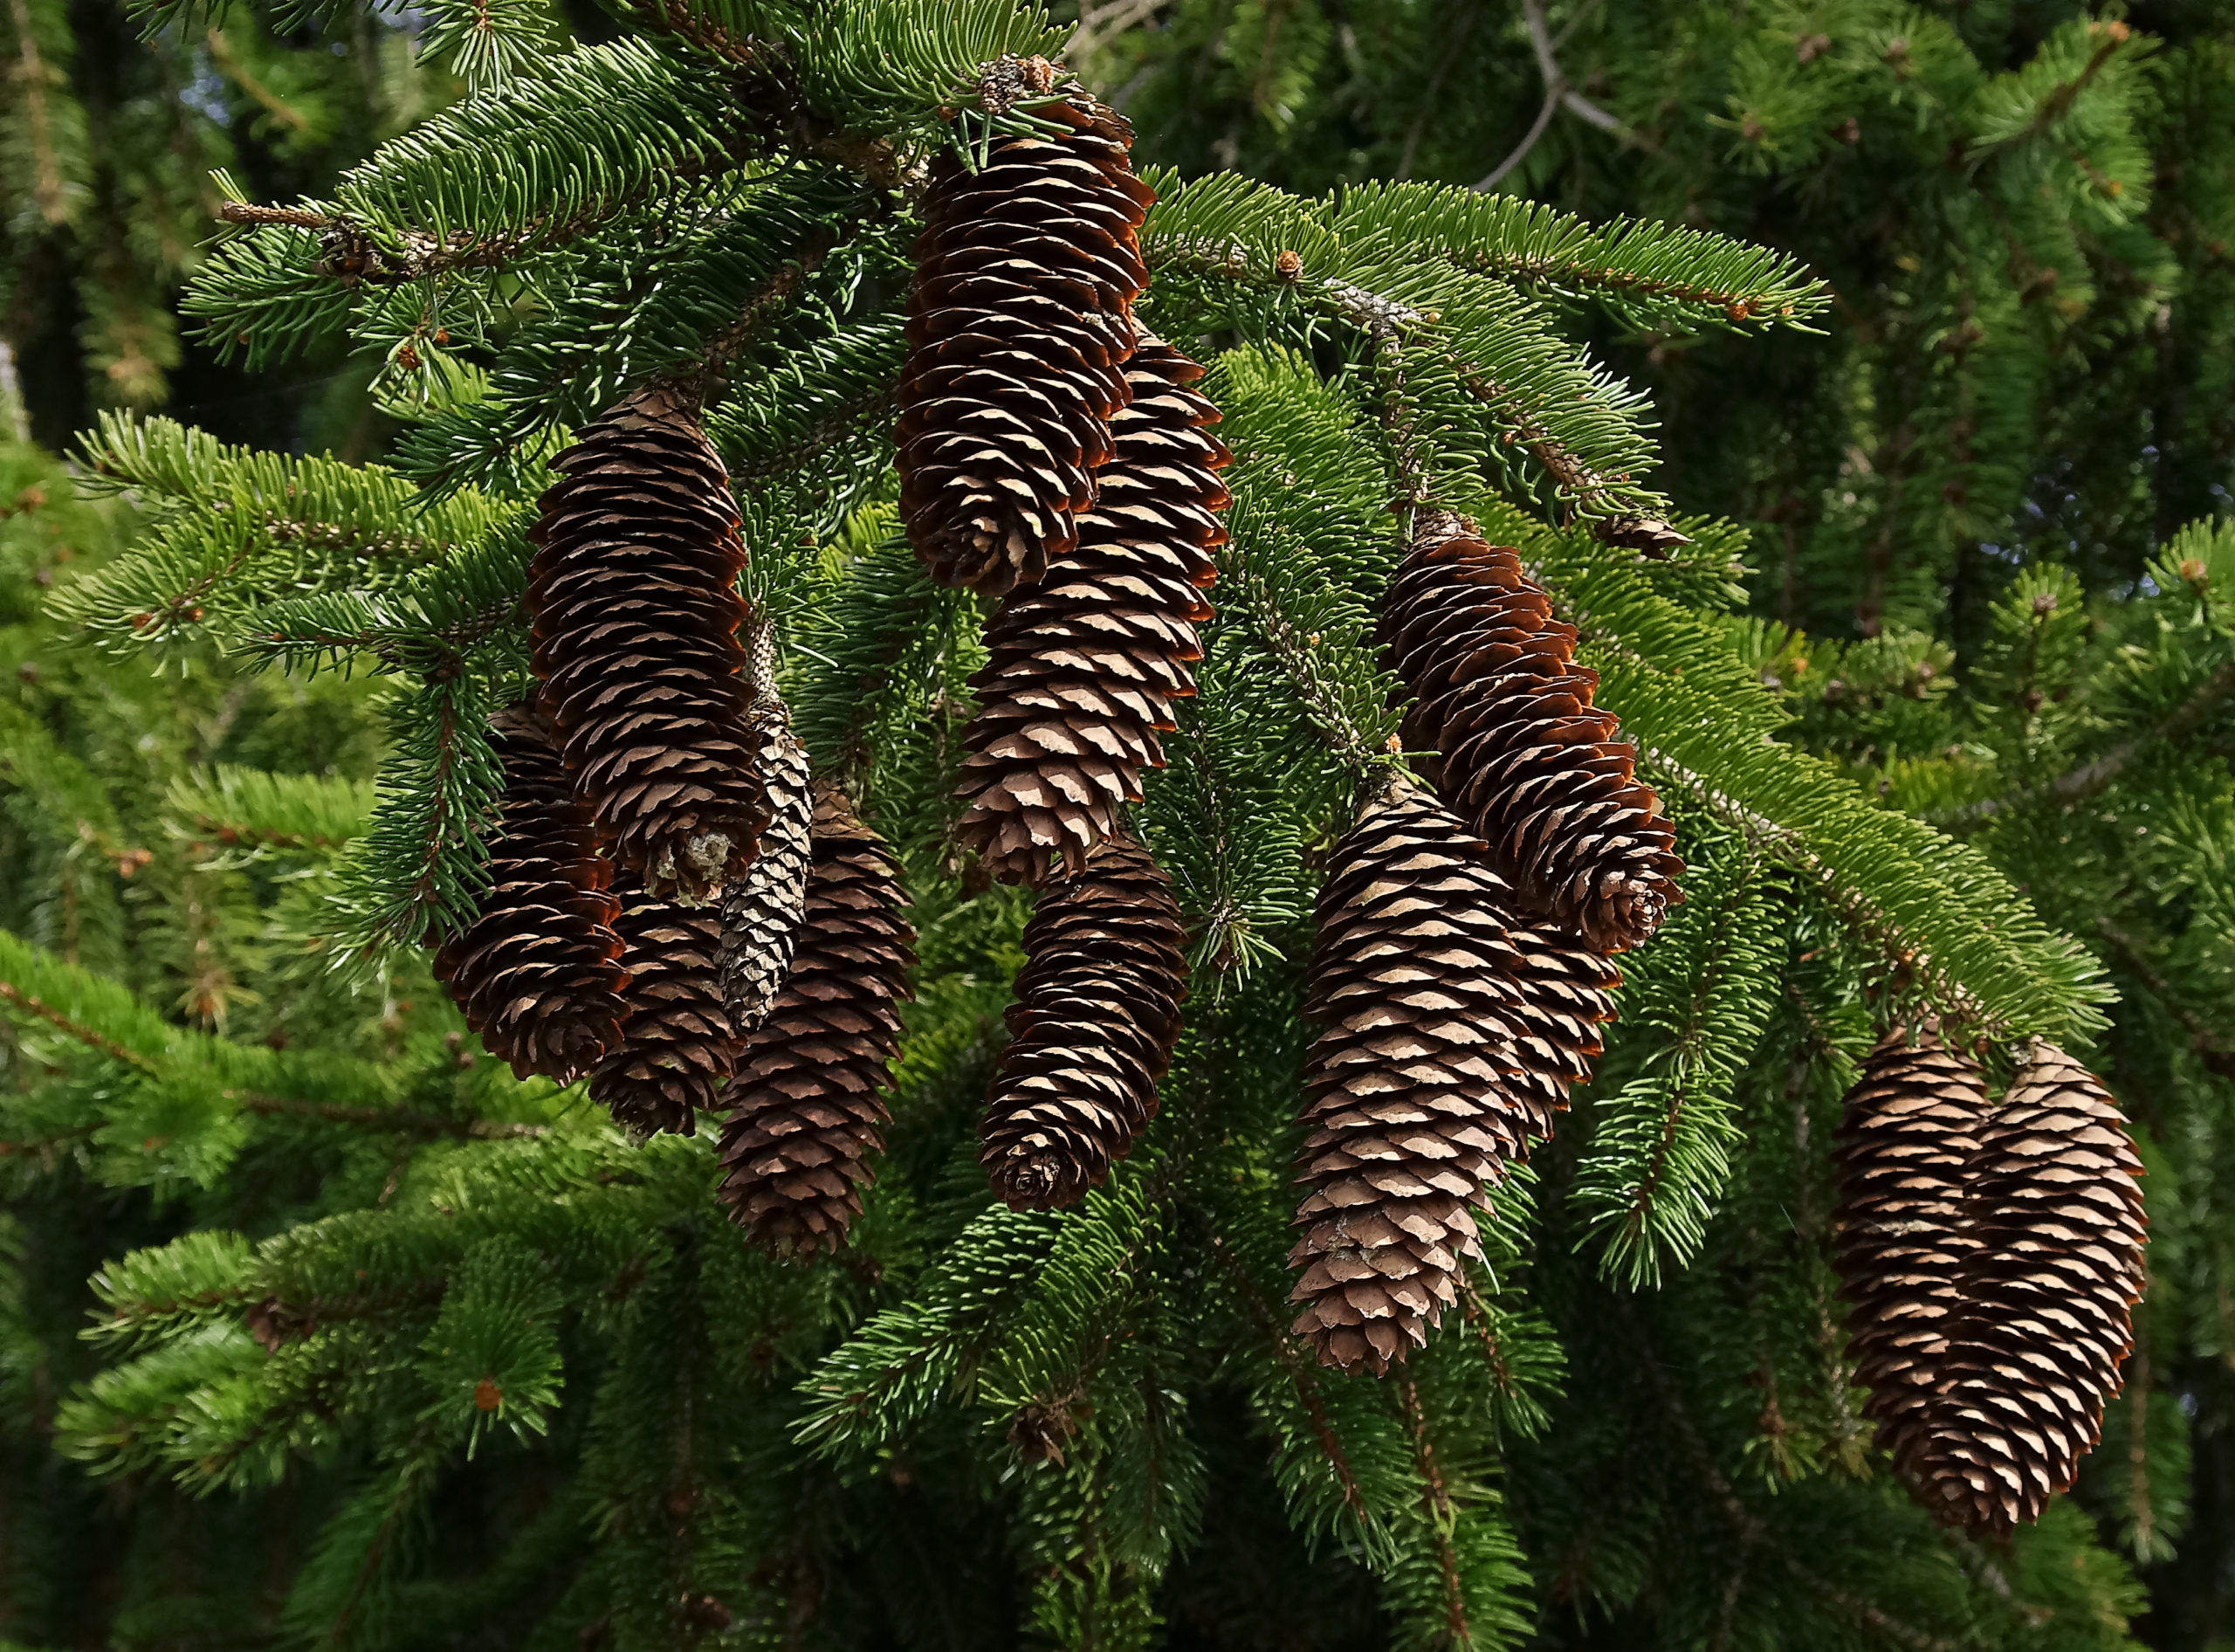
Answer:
[[8, 2, 2235, 1649]]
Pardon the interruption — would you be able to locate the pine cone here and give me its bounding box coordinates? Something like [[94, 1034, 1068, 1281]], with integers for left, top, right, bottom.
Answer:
[[1917, 1039, 2148, 1537], [1502, 916, 1624, 1149], [527, 384, 766, 900], [980, 832, 1187, 1208], [1288, 779, 1617, 1376], [1379, 515, 1682, 952], [1831, 1022, 1989, 1479], [718, 699, 813, 1034], [897, 92, 1155, 598], [955, 332, 1230, 883], [432, 708, 629, 1084], [588, 866, 739, 1138], [717, 785, 916, 1256]]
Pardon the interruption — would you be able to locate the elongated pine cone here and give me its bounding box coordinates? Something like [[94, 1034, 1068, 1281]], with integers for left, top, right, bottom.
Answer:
[[719, 700, 813, 1034], [1501, 918, 1624, 1149], [1288, 779, 1613, 1376], [1379, 515, 1682, 952], [528, 384, 766, 899], [1917, 1039, 2147, 1537], [955, 332, 1230, 883], [432, 708, 629, 1084], [717, 785, 916, 1256], [1832, 1022, 1990, 1478], [981, 832, 1186, 1208], [588, 866, 739, 1138], [897, 89, 1154, 597]]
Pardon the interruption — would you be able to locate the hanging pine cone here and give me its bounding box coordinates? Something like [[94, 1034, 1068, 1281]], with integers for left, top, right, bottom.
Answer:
[[897, 88, 1154, 598], [527, 384, 766, 900], [1501, 917, 1624, 1150], [718, 698, 814, 1034], [1379, 514, 1682, 953], [1916, 1039, 2148, 1537], [1831, 1022, 1989, 1479], [431, 707, 630, 1084], [954, 332, 1230, 884], [717, 785, 916, 1256], [980, 831, 1187, 1208], [588, 865, 739, 1138], [1289, 779, 1617, 1376]]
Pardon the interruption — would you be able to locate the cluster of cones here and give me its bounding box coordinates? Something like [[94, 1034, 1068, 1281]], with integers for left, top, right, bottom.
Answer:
[[1833, 1024, 2148, 1538], [1284, 512, 1681, 1375], [412, 53, 2156, 1558], [897, 71, 1210, 1218], [895, 71, 1684, 1375], [434, 386, 916, 1258]]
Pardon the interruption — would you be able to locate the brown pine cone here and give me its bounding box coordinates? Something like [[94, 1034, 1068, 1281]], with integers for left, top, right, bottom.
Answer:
[[980, 831, 1187, 1208], [1917, 1038, 2148, 1537], [527, 384, 766, 900], [432, 707, 629, 1084], [954, 331, 1230, 884], [1501, 917, 1624, 1150], [1831, 1022, 1989, 1479], [718, 699, 814, 1035], [1379, 514, 1682, 952], [897, 91, 1155, 598], [717, 785, 916, 1256], [1289, 778, 1611, 1376], [588, 864, 739, 1138]]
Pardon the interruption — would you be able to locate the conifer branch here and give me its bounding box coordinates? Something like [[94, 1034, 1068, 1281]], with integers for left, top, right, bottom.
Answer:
[[232, 1095, 547, 1140], [0, 980, 155, 1070], [1936, 655, 2235, 826]]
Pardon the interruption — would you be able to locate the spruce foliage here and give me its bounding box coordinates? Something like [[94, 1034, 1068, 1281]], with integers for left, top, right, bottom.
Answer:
[[4, 3, 2235, 1649]]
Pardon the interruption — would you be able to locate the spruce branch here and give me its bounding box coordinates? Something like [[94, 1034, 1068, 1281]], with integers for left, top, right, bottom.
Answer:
[[1935, 655, 2235, 826], [232, 1094, 547, 1140]]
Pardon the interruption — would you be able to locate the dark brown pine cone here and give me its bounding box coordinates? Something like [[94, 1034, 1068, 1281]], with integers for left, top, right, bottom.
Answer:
[[1288, 778, 1604, 1376], [588, 864, 739, 1138], [527, 384, 766, 901], [432, 707, 629, 1084], [980, 831, 1187, 1209], [717, 784, 916, 1256], [1916, 1038, 2148, 1538], [718, 698, 814, 1035], [897, 91, 1155, 598], [1378, 513, 1683, 952], [1831, 1022, 1989, 1480], [954, 331, 1230, 884]]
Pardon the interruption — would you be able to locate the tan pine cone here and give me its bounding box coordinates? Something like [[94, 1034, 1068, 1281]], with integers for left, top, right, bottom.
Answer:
[[897, 92, 1155, 598], [527, 384, 767, 900], [980, 831, 1187, 1208], [1916, 1038, 2148, 1537], [1289, 778, 1616, 1376], [432, 707, 629, 1084], [588, 864, 739, 1139], [717, 784, 916, 1256], [954, 332, 1229, 883], [1379, 515, 1682, 952], [718, 699, 814, 1035], [1831, 1022, 1989, 1479]]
